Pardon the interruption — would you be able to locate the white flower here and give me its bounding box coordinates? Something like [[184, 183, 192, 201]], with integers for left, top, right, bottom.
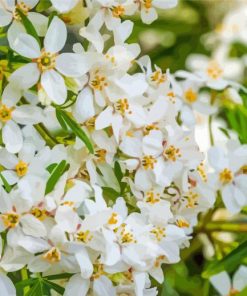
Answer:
[[210, 266, 247, 296], [208, 141, 247, 213], [9, 16, 93, 104], [50, 0, 79, 13]]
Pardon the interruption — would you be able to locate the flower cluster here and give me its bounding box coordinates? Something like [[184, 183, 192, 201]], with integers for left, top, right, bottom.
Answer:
[[0, 0, 246, 295]]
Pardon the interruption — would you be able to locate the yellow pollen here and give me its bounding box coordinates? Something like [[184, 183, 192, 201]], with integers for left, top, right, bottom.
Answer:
[[197, 163, 207, 182], [94, 149, 107, 163], [0, 104, 13, 122], [150, 70, 166, 85], [163, 145, 181, 162], [43, 247, 61, 263], [91, 263, 105, 280], [142, 155, 157, 170], [207, 61, 223, 80], [90, 71, 108, 91], [13, 2, 30, 21], [185, 191, 199, 209], [112, 5, 125, 18], [184, 88, 197, 103], [144, 0, 152, 10], [108, 213, 118, 225], [31, 208, 47, 221], [176, 219, 190, 228], [61, 201, 75, 207], [228, 288, 240, 296], [114, 98, 130, 116], [240, 165, 247, 174], [219, 168, 233, 184], [144, 124, 159, 135], [76, 230, 93, 243], [15, 160, 28, 177], [1, 213, 20, 228], [35, 50, 57, 72], [150, 227, 166, 241], [154, 255, 166, 268], [118, 224, 136, 244], [146, 191, 160, 204]]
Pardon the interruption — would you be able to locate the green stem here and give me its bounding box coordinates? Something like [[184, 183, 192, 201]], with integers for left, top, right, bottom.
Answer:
[[197, 221, 247, 233], [208, 115, 214, 146], [21, 267, 30, 295], [34, 123, 58, 148]]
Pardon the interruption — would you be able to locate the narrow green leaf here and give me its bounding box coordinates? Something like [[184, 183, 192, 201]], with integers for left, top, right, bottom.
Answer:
[[36, 0, 52, 12], [218, 127, 230, 139], [56, 110, 94, 154], [0, 172, 12, 193], [45, 160, 69, 194], [202, 240, 247, 278], [44, 273, 73, 281], [43, 280, 65, 295], [161, 279, 179, 296], [56, 109, 68, 131], [16, 9, 40, 47]]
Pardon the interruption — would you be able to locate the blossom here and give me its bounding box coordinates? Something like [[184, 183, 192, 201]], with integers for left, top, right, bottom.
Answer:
[[8, 16, 93, 104]]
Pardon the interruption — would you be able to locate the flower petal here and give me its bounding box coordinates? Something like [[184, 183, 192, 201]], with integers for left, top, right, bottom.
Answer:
[[44, 16, 67, 53], [41, 70, 67, 104], [64, 275, 89, 296], [13, 33, 40, 58], [0, 9, 12, 27], [28, 12, 48, 37], [0, 273, 16, 296], [2, 121, 23, 153]]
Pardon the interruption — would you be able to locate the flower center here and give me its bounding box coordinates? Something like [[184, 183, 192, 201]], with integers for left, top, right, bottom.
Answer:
[[185, 191, 199, 208], [43, 247, 61, 263], [108, 213, 118, 225], [143, 0, 152, 10], [94, 149, 107, 163], [228, 289, 240, 296], [219, 168, 233, 184], [142, 155, 157, 170], [119, 226, 136, 244], [76, 230, 93, 243], [112, 5, 125, 18], [184, 88, 197, 103], [0, 104, 13, 122], [90, 71, 108, 91], [36, 50, 57, 72], [145, 191, 160, 204], [163, 145, 181, 162], [13, 2, 30, 21], [150, 227, 166, 241], [31, 208, 47, 221], [144, 124, 159, 135], [207, 61, 223, 80], [15, 160, 28, 177], [197, 163, 207, 182], [114, 98, 130, 116], [1, 213, 20, 228], [150, 70, 166, 85], [176, 218, 190, 228]]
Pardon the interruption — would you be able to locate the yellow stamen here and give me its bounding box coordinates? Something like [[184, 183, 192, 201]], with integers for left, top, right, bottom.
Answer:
[[31, 208, 47, 221], [15, 160, 28, 177], [219, 168, 233, 184], [184, 88, 197, 103], [142, 155, 157, 170], [43, 247, 61, 263], [35, 50, 57, 72], [163, 145, 181, 162], [0, 104, 13, 122], [207, 61, 223, 80], [112, 5, 125, 18], [108, 213, 118, 225], [1, 213, 20, 228], [76, 230, 93, 243]]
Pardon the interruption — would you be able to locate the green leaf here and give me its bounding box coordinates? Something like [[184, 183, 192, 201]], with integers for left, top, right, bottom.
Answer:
[[45, 160, 69, 194], [239, 287, 247, 296], [26, 280, 46, 296], [43, 280, 65, 295], [114, 161, 126, 193], [0, 172, 12, 193], [56, 110, 94, 154], [35, 0, 52, 12], [16, 9, 40, 47], [202, 240, 247, 278], [161, 279, 179, 296], [218, 127, 230, 139]]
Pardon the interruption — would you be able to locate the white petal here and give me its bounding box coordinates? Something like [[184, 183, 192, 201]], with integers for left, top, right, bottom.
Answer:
[[13, 33, 40, 58], [0, 9, 12, 27], [41, 70, 67, 104], [9, 63, 40, 90], [56, 53, 93, 77], [20, 214, 47, 237], [233, 266, 247, 291], [0, 273, 16, 296], [93, 276, 116, 296], [2, 121, 23, 153], [0, 149, 17, 169], [141, 7, 157, 24], [73, 88, 95, 123], [13, 105, 43, 125], [222, 185, 242, 214], [75, 249, 93, 279], [28, 12, 48, 37], [95, 107, 113, 130], [2, 83, 22, 107], [44, 16, 67, 53], [210, 272, 231, 296], [64, 275, 89, 296], [51, 0, 79, 13], [55, 206, 79, 232]]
